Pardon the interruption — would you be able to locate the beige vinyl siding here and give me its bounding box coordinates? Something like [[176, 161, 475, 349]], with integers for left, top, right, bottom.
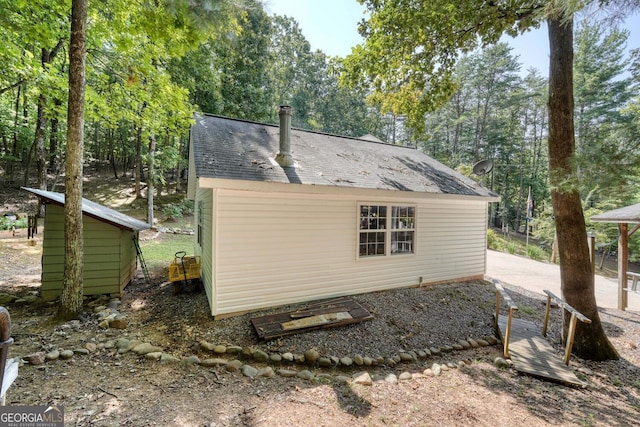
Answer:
[[195, 188, 214, 310], [211, 189, 488, 316], [41, 204, 133, 300]]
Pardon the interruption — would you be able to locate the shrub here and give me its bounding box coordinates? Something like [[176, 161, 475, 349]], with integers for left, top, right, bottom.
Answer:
[[527, 245, 544, 261], [162, 204, 183, 221], [506, 242, 518, 254], [487, 229, 498, 249]]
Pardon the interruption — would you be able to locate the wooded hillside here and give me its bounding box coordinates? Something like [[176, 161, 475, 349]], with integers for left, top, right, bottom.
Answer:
[[1, 1, 639, 254]]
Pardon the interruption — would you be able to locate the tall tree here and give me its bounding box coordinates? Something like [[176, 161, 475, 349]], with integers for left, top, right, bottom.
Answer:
[[343, 0, 620, 360], [59, 0, 88, 320]]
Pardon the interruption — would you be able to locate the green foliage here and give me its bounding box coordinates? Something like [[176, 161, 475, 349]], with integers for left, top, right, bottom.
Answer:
[[0, 215, 27, 230], [526, 245, 544, 261], [487, 229, 498, 249], [506, 241, 518, 255], [161, 199, 193, 220]]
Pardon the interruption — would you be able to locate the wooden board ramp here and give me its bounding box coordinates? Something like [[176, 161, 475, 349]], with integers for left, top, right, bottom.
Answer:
[[251, 296, 373, 340], [495, 315, 586, 387]]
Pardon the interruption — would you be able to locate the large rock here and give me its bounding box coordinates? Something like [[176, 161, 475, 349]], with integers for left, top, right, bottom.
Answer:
[[132, 343, 163, 355], [353, 372, 373, 386], [0, 293, 17, 305], [109, 317, 128, 330]]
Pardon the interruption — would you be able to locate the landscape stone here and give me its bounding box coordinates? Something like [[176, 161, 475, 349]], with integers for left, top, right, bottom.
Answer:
[[431, 363, 442, 376], [145, 352, 162, 361], [296, 370, 314, 381], [277, 369, 298, 378], [339, 357, 353, 367], [213, 345, 227, 354], [257, 367, 275, 378], [330, 356, 339, 365], [363, 357, 373, 366], [334, 375, 351, 384], [183, 355, 201, 365], [457, 340, 471, 350], [60, 350, 74, 360], [226, 360, 243, 372], [477, 339, 490, 347], [45, 350, 60, 361], [353, 372, 373, 386], [269, 353, 282, 363], [242, 347, 254, 358], [398, 372, 412, 381], [73, 348, 90, 355], [295, 354, 306, 363], [429, 347, 441, 356], [93, 305, 107, 313], [85, 343, 97, 352], [132, 343, 163, 355], [441, 345, 454, 353], [27, 352, 45, 365], [486, 336, 498, 345], [0, 293, 17, 305], [281, 352, 294, 362], [109, 317, 128, 329], [104, 341, 115, 349], [354, 354, 364, 365], [385, 373, 398, 383], [226, 345, 242, 354], [242, 364, 259, 378], [304, 349, 320, 365], [160, 354, 180, 364], [199, 341, 216, 352], [423, 368, 434, 376], [417, 350, 427, 359], [452, 344, 464, 351], [318, 357, 332, 367], [399, 352, 414, 362], [201, 358, 228, 368], [252, 350, 269, 363], [99, 320, 109, 329], [467, 338, 479, 348]]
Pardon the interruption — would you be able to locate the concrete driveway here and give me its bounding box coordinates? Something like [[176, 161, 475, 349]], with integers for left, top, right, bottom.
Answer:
[[485, 249, 640, 312]]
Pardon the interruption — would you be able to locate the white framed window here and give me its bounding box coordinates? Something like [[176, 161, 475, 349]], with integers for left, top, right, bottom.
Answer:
[[359, 204, 415, 257], [197, 200, 203, 245]]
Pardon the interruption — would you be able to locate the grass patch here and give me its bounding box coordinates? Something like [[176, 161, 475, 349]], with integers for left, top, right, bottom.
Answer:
[[140, 233, 194, 274]]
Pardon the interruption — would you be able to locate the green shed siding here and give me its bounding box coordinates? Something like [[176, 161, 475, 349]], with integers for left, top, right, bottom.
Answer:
[[41, 204, 137, 300]]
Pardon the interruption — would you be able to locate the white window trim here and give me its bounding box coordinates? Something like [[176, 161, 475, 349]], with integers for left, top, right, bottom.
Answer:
[[357, 203, 416, 259]]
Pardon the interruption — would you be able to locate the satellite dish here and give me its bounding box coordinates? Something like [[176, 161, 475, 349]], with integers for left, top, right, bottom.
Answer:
[[472, 159, 494, 176]]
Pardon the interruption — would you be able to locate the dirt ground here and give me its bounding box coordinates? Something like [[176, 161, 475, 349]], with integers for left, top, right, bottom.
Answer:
[[1, 175, 639, 426]]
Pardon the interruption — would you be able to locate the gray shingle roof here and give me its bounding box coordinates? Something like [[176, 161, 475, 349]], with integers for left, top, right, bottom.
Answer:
[[191, 114, 498, 198], [591, 203, 640, 223], [22, 188, 150, 231]]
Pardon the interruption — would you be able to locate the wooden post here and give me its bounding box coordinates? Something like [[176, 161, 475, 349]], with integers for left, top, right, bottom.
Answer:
[[542, 293, 552, 337], [619, 223, 629, 310], [563, 313, 578, 365], [587, 231, 595, 278]]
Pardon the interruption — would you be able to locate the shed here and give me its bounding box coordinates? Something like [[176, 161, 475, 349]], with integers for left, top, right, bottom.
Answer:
[[188, 108, 500, 318], [22, 188, 150, 300], [591, 203, 640, 310]]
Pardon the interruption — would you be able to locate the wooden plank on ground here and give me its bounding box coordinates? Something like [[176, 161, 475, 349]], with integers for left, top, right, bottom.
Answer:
[[495, 314, 586, 387], [281, 312, 352, 331], [251, 296, 373, 340]]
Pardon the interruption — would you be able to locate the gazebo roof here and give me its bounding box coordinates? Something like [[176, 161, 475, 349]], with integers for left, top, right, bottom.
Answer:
[[591, 203, 640, 224]]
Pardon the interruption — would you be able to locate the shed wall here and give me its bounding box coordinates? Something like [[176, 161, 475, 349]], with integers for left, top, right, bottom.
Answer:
[[210, 189, 487, 316], [41, 204, 132, 300], [195, 188, 214, 311]]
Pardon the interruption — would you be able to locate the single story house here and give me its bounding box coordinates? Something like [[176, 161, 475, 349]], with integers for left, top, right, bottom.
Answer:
[[22, 188, 150, 300], [188, 107, 500, 318]]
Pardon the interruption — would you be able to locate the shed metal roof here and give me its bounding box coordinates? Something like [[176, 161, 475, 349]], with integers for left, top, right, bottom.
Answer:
[[191, 114, 499, 199], [591, 203, 640, 224], [22, 188, 150, 231]]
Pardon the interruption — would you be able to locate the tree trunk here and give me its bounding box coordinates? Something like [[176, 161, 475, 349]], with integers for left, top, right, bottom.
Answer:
[[59, 0, 88, 321], [148, 134, 155, 226], [134, 125, 142, 198], [547, 14, 618, 360]]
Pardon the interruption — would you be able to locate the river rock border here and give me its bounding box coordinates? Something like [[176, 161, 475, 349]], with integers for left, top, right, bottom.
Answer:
[[19, 296, 513, 386]]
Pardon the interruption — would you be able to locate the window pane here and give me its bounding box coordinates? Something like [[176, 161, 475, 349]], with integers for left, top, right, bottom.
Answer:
[[391, 231, 414, 254], [359, 231, 386, 256], [392, 206, 415, 230], [360, 205, 387, 230]]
